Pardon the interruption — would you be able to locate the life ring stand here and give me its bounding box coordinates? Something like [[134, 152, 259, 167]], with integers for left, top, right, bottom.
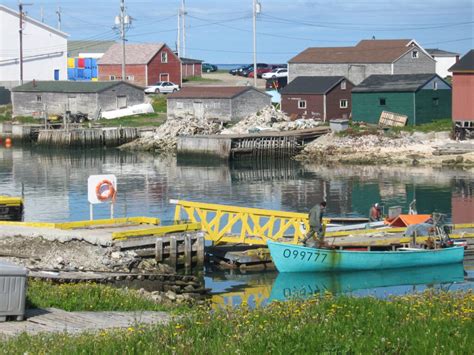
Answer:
[[95, 179, 116, 202]]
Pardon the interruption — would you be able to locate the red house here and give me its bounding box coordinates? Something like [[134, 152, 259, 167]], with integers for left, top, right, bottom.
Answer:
[[449, 50, 474, 124], [280, 76, 354, 121], [181, 57, 203, 79], [98, 43, 181, 87]]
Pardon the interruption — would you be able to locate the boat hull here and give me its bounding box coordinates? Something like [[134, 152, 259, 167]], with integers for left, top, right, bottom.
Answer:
[[267, 241, 465, 273]]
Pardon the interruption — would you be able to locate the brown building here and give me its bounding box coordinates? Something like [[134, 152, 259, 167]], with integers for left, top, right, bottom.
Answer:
[[280, 76, 354, 121], [98, 43, 182, 87], [449, 50, 474, 123]]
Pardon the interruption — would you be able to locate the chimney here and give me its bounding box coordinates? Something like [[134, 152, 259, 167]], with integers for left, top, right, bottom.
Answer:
[[32, 79, 36, 87]]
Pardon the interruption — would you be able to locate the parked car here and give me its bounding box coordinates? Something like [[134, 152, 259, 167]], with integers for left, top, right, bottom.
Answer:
[[144, 81, 180, 94], [238, 64, 256, 76], [262, 68, 288, 79], [202, 63, 218, 72], [248, 65, 273, 78], [229, 65, 251, 75], [241, 63, 270, 77]]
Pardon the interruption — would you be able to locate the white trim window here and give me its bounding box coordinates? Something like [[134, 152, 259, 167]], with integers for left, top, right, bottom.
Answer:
[[161, 51, 168, 63], [412, 50, 419, 59], [340, 80, 346, 90], [298, 100, 306, 109], [433, 81, 438, 90], [125, 75, 134, 81], [340, 99, 348, 109], [110, 75, 116, 81]]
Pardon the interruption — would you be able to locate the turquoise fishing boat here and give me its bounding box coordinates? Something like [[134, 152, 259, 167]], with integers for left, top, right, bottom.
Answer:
[[267, 241, 465, 273]]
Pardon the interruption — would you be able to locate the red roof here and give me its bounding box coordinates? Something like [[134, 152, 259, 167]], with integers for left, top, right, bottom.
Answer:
[[289, 39, 417, 64], [168, 86, 260, 99]]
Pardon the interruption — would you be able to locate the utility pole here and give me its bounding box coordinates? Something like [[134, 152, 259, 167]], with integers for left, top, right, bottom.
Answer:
[[115, 0, 130, 81], [177, 6, 181, 57], [40, 6, 44, 22], [252, 0, 261, 88], [56, 6, 61, 30], [181, 0, 186, 58], [18, 2, 32, 85]]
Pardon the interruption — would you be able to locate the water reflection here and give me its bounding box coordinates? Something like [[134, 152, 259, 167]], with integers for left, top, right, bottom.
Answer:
[[208, 263, 472, 308]]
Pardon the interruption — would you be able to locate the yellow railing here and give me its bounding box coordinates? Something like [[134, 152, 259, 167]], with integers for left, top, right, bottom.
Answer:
[[172, 199, 321, 245]]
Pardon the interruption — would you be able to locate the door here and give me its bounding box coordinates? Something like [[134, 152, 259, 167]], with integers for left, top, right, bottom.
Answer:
[[159, 73, 169, 82], [54, 69, 60, 81], [68, 96, 77, 113], [193, 101, 204, 119], [117, 96, 127, 109]]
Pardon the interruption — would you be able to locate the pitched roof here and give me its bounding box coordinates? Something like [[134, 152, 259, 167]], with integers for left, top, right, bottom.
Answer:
[[98, 43, 165, 65], [167, 86, 267, 99], [426, 48, 459, 57], [289, 39, 423, 64], [11, 81, 142, 93], [352, 74, 442, 93], [68, 40, 116, 57], [280, 76, 346, 95], [0, 4, 68, 38], [449, 50, 474, 72]]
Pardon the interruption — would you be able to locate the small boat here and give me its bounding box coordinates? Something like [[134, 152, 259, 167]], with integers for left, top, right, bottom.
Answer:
[[267, 240, 465, 273]]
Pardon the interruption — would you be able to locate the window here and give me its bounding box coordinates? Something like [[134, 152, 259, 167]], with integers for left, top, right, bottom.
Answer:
[[379, 98, 386, 106], [36, 95, 42, 102], [110, 75, 116, 81], [125, 75, 134, 81], [176, 102, 184, 109], [161, 51, 168, 63], [117, 96, 127, 109], [412, 50, 419, 59], [432, 98, 439, 106], [340, 99, 348, 108], [298, 100, 306, 109], [433, 81, 438, 90], [341, 80, 346, 90]]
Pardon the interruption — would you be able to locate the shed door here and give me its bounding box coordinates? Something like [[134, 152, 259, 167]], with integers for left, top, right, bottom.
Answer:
[[68, 96, 77, 112], [193, 101, 204, 119], [117, 96, 127, 109], [160, 73, 169, 81]]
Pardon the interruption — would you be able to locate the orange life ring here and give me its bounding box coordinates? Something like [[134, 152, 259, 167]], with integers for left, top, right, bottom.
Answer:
[[95, 179, 116, 202]]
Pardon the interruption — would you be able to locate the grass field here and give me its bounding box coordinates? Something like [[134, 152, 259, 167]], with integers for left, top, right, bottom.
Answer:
[[2, 290, 472, 354]]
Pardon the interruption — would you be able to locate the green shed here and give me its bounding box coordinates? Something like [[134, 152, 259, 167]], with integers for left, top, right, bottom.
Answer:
[[352, 74, 451, 125]]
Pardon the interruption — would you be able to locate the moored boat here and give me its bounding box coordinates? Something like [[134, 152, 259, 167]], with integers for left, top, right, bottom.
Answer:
[[267, 240, 465, 273]]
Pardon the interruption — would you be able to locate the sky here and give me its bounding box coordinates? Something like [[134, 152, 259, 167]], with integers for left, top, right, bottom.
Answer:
[[2, 0, 473, 64]]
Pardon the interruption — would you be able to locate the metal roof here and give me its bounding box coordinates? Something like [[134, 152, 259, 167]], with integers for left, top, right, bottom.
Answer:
[[426, 48, 459, 57], [68, 41, 116, 57], [180, 57, 203, 64], [449, 50, 474, 72], [352, 74, 444, 93], [98, 43, 165, 65], [11, 81, 142, 93], [280, 76, 346, 95], [289, 39, 420, 64], [168, 86, 269, 99]]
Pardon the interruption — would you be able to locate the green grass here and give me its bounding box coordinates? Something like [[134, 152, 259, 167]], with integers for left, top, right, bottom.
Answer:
[[3, 290, 473, 354], [390, 118, 453, 133], [93, 113, 166, 128], [0, 104, 38, 124], [183, 76, 221, 83], [26, 281, 182, 312]]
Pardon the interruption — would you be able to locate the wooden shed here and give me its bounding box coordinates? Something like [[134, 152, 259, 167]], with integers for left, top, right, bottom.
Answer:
[[280, 76, 353, 121], [449, 50, 474, 123], [352, 74, 451, 125]]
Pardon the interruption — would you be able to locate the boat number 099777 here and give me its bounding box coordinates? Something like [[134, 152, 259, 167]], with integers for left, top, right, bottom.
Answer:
[[282, 249, 328, 263]]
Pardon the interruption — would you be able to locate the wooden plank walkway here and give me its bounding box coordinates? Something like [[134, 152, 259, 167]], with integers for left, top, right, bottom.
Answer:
[[0, 308, 172, 338]]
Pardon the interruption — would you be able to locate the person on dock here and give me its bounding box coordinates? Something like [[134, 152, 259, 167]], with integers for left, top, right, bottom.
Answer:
[[369, 203, 382, 222], [302, 201, 327, 247]]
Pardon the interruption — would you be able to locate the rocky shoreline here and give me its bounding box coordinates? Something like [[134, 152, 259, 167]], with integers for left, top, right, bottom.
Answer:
[[295, 131, 474, 168]]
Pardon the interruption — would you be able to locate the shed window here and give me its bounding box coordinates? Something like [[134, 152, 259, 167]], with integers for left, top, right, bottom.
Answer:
[[36, 95, 42, 102], [379, 98, 386, 106], [340, 99, 348, 108], [161, 51, 168, 63], [412, 50, 419, 59], [125, 75, 134, 81], [298, 100, 306, 109], [176, 102, 184, 109], [340, 80, 346, 90], [117, 96, 127, 109], [432, 98, 439, 106], [433, 81, 438, 90], [110, 75, 116, 81]]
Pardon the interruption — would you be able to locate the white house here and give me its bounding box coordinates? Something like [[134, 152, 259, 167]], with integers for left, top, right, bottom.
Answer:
[[0, 5, 68, 89], [426, 49, 459, 79]]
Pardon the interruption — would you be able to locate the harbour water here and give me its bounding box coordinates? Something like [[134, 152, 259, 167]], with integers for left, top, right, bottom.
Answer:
[[1, 145, 473, 304]]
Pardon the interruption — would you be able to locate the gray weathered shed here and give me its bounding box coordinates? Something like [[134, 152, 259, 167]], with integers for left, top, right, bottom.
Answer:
[[11, 81, 144, 118], [167, 86, 271, 122]]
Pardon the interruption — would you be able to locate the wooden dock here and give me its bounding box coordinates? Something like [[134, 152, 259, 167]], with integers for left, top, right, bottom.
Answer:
[[37, 127, 138, 148], [0, 308, 172, 337], [177, 127, 330, 160]]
